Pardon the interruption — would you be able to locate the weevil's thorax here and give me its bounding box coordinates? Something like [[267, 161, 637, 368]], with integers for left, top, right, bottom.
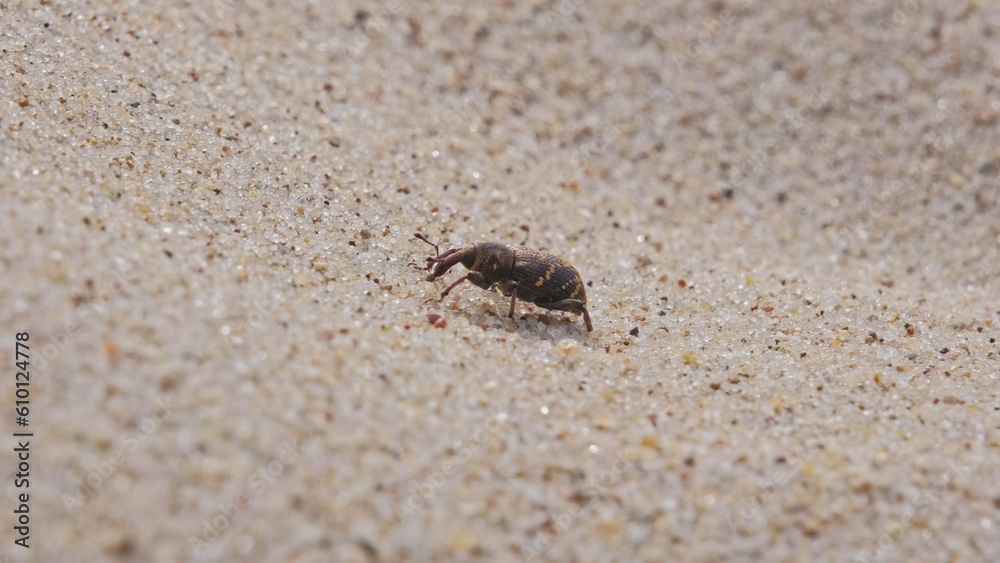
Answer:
[[468, 242, 515, 284]]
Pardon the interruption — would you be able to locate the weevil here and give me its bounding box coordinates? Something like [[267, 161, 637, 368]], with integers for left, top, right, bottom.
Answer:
[[414, 233, 594, 332]]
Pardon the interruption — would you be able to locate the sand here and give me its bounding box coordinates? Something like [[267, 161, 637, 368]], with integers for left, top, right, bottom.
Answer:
[[1, 0, 998, 561]]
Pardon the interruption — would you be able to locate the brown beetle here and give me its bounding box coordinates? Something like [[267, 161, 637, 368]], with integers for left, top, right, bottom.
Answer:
[[415, 233, 594, 332]]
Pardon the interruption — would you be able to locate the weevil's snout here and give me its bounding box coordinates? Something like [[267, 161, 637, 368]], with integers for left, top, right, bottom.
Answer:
[[424, 257, 440, 278], [423, 255, 446, 279], [424, 246, 470, 280], [426, 256, 452, 279]]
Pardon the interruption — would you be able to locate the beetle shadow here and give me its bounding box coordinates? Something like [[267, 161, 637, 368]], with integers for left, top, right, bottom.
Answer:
[[419, 285, 594, 341], [479, 305, 591, 342]]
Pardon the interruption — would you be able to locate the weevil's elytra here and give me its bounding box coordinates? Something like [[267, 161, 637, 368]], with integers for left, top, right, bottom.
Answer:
[[414, 233, 593, 332]]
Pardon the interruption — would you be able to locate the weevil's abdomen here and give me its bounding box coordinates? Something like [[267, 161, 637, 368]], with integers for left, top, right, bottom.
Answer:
[[505, 247, 587, 305]]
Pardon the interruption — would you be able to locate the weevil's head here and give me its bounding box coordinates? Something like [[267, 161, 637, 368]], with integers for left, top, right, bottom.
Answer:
[[425, 245, 475, 280], [415, 234, 514, 283]]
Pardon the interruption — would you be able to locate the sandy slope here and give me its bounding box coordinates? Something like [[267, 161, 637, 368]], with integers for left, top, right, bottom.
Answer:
[[1, 1, 998, 561]]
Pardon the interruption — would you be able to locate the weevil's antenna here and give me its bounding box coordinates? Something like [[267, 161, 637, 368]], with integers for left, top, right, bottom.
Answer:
[[413, 233, 440, 258]]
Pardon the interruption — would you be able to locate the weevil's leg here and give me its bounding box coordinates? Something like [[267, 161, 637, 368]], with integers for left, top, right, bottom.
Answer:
[[441, 271, 488, 297], [535, 298, 594, 332], [506, 281, 519, 318], [440, 275, 469, 298]]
